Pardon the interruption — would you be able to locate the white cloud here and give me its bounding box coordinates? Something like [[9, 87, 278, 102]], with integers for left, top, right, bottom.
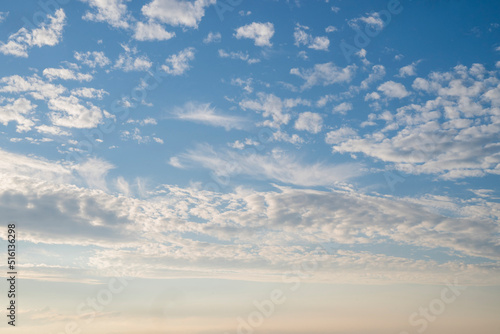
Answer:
[[0, 149, 499, 284], [231, 78, 253, 93], [294, 24, 329, 51], [0, 74, 66, 100], [0, 11, 9, 23], [75, 157, 115, 190], [240, 93, 310, 128], [48, 95, 105, 128], [217, 49, 260, 64], [35, 124, 70, 136], [331, 64, 500, 179], [114, 44, 152, 72], [172, 102, 247, 130], [325, 127, 358, 145], [74, 51, 111, 68], [332, 102, 353, 114], [0, 98, 36, 132], [173, 145, 362, 187], [203, 31, 221, 44], [349, 12, 385, 30], [229, 138, 259, 150], [364, 92, 380, 101], [290, 62, 357, 90], [133, 21, 175, 41], [141, 0, 216, 28], [398, 61, 420, 77], [0, 148, 73, 183], [81, 0, 131, 29], [126, 117, 157, 126], [272, 130, 304, 145], [43, 68, 93, 82], [377, 81, 409, 98], [71, 87, 108, 99], [295, 112, 323, 133], [360, 65, 386, 90], [325, 25, 337, 33], [355, 48, 370, 66], [234, 22, 274, 47], [0, 9, 66, 57], [162, 47, 195, 75], [121, 127, 157, 144]]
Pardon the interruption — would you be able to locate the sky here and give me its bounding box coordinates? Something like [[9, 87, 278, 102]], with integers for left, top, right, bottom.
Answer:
[[0, 0, 499, 333]]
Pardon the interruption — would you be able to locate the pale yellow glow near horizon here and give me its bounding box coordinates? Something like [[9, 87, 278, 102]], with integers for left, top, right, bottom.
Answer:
[[8, 278, 500, 334]]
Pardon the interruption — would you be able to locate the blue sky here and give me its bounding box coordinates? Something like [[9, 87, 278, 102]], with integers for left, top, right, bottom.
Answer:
[[0, 0, 500, 333]]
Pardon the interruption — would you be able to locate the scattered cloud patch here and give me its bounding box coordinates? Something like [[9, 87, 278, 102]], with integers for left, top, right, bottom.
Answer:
[[0, 9, 66, 57], [133, 21, 175, 41], [162, 47, 196, 75], [203, 31, 221, 44], [74, 51, 111, 68], [294, 112, 323, 133], [172, 102, 247, 130], [141, 0, 216, 28], [291, 62, 357, 90], [234, 22, 274, 47]]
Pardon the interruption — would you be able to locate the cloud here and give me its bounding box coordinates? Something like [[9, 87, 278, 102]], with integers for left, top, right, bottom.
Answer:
[[173, 145, 362, 187], [330, 63, 500, 179], [360, 64, 386, 90], [114, 44, 152, 72], [74, 51, 111, 68], [141, 0, 216, 28], [126, 117, 157, 126], [0, 149, 499, 284], [203, 31, 221, 44], [377, 81, 409, 98], [0, 9, 66, 57], [81, 0, 131, 29], [0, 11, 8, 23], [35, 124, 71, 136], [398, 61, 420, 77], [0, 74, 66, 100], [294, 24, 330, 51], [120, 127, 161, 144], [162, 47, 195, 75], [349, 12, 385, 30], [75, 157, 115, 190], [48, 96, 106, 129], [290, 62, 357, 90], [171, 102, 247, 130], [240, 93, 310, 128], [294, 112, 323, 133], [0, 148, 74, 183], [325, 25, 337, 33], [332, 102, 353, 114], [42, 68, 93, 82], [70, 87, 108, 99], [234, 22, 275, 47], [133, 21, 175, 41], [218, 49, 260, 64], [272, 130, 304, 145], [325, 127, 359, 145], [0, 98, 36, 132]]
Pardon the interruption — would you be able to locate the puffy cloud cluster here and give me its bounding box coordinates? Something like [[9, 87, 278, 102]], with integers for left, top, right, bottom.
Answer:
[[0, 9, 66, 57], [0, 152, 498, 284], [330, 64, 500, 179], [234, 22, 275, 47], [0, 70, 110, 131]]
